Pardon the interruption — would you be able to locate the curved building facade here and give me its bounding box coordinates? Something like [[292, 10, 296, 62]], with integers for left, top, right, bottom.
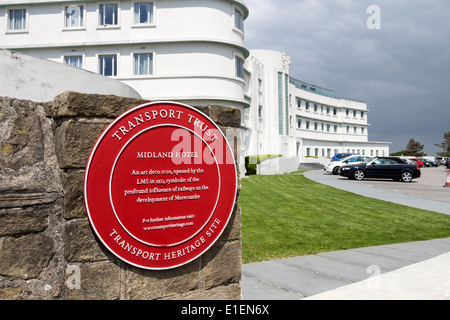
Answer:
[[0, 0, 249, 109], [244, 50, 390, 170]]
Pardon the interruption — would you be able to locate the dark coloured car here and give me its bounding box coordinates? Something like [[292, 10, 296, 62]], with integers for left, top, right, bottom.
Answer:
[[420, 158, 439, 167], [446, 159, 450, 170], [339, 156, 421, 182]]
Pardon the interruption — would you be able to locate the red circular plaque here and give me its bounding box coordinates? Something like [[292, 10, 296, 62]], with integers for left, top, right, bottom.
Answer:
[[84, 102, 237, 270]]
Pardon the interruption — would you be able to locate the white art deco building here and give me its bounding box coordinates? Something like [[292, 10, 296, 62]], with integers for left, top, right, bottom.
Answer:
[[0, 0, 390, 173]]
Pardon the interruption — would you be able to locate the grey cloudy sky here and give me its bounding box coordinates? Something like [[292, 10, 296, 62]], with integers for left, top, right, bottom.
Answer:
[[243, 0, 450, 155]]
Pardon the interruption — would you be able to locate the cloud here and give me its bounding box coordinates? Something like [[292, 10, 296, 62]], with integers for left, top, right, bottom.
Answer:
[[243, 0, 450, 155]]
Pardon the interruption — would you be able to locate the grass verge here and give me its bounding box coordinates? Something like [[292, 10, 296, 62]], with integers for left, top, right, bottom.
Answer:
[[239, 173, 450, 264]]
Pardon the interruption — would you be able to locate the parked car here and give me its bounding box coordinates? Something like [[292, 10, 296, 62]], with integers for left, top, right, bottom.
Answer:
[[339, 156, 421, 182], [409, 158, 424, 167], [331, 153, 354, 162], [324, 155, 373, 175], [446, 159, 450, 169], [420, 158, 439, 167]]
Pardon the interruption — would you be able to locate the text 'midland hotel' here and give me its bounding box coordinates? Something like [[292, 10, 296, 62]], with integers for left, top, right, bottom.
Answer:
[[0, 0, 390, 174]]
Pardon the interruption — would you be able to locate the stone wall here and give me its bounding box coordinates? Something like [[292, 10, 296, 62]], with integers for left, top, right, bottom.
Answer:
[[0, 92, 242, 300]]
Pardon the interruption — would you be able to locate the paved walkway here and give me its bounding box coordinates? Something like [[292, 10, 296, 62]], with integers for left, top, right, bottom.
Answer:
[[241, 168, 450, 300]]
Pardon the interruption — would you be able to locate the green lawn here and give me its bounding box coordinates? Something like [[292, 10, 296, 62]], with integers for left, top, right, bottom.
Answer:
[[239, 173, 450, 264]]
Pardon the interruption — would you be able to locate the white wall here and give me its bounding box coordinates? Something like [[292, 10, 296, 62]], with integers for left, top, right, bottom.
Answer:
[[0, 49, 141, 102]]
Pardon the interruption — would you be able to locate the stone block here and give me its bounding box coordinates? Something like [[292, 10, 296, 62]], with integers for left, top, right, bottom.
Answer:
[[0, 234, 54, 280], [219, 204, 241, 242], [56, 118, 111, 169], [0, 97, 43, 170], [67, 261, 122, 300], [0, 287, 22, 300], [65, 219, 106, 263], [202, 241, 241, 289], [0, 204, 50, 236], [47, 91, 148, 119], [170, 283, 241, 300], [62, 170, 85, 220], [124, 260, 200, 299], [210, 105, 241, 128]]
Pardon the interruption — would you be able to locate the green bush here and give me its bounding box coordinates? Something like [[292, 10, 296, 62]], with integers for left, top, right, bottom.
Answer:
[[245, 154, 282, 175]]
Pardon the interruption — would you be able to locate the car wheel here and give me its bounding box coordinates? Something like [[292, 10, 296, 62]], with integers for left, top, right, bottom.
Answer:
[[353, 170, 365, 181], [401, 171, 413, 182], [332, 167, 339, 175]]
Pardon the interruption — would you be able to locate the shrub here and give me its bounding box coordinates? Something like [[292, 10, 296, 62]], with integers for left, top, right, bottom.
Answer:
[[245, 154, 282, 175]]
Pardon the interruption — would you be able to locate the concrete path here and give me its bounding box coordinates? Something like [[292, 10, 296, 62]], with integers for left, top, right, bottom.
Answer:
[[241, 167, 450, 300]]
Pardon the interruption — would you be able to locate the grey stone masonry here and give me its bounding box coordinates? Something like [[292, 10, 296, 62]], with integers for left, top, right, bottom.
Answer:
[[0, 92, 241, 300]]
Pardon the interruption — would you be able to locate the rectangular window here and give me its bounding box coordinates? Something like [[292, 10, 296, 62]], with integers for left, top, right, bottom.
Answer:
[[134, 53, 153, 75], [99, 3, 118, 26], [236, 57, 244, 79], [234, 8, 244, 32], [99, 54, 117, 76], [65, 5, 84, 28], [64, 55, 83, 68], [258, 105, 263, 118], [9, 9, 27, 30], [134, 2, 153, 24], [297, 118, 301, 128]]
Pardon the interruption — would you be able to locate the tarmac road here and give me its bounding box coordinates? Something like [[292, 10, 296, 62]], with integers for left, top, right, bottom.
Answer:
[[240, 166, 450, 300]]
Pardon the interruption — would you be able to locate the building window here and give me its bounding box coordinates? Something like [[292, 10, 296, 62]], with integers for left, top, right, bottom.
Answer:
[[305, 101, 309, 110], [306, 148, 311, 157], [99, 3, 118, 26], [297, 118, 301, 128], [64, 55, 83, 68], [258, 105, 263, 118], [234, 8, 244, 32], [134, 53, 153, 75], [99, 54, 117, 76], [326, 124, 331, 132], [333, 108, 337, 116], [314, 122, 318, 130], [65, 5, 84, 28], [8, 9, 27, 31], [334, 125, 338, 133], [306, 121, 310, 129], [134, 2, 153, 24], [235, 56, 245, 79]]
